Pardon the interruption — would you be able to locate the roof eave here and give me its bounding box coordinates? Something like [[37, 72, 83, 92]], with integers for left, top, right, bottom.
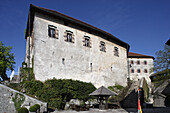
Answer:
[[25, 4, 130, 50]]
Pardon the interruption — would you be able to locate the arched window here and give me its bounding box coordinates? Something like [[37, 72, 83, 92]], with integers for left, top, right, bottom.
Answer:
[[137, 61, 140, 65], [137, 69, 141, 73], [131, 69, 134, 73], [144, 61, 147, 65], [144, 69, 148, 73]]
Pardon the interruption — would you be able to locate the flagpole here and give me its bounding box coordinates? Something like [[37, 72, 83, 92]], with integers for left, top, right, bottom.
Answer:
[[137, 79, 142, 113]]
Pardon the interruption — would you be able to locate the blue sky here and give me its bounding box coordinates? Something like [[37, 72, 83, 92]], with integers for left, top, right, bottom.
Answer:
[[0, 0, 170, 77]]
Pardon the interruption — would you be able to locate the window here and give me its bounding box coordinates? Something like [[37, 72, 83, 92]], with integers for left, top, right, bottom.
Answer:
[[85, 38, 90, 47], [48, 25, 58, 38], [100, 41, 106, 52], [64, 30, 75, 43], [114, 47, 119, 57], [144, 69, 148, 73], [131, 69, 134, 73], [144, 61, 147, 65], [67, 33, 72, 42], [62, 58, 65, 65], [137, 61, 140, 65], [137, 69, 141, 73], [90, 63, 92, 72], [83, 36, 91, 48], [131, 60, 134, 64]]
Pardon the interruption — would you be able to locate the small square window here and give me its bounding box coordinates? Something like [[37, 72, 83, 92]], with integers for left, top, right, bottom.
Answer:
[[131, 60, 134, 64]]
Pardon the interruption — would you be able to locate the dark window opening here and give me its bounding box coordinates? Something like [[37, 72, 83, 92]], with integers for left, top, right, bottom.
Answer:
[[85, 38, 90, 47], [137, 69, 141, 73], [100, 41, 105, 52], [48, 27, 55, 38], [144, 69, 148, 73], [131, 69, 134, 73], [144, 61, 147, 65], [62, 58, 65, 64], [131, 60, 134, 64], [114, 47, 119, 57], [67, 33, 72, 42], [137, 61, 140, 65], [90, 63, 92, 72]]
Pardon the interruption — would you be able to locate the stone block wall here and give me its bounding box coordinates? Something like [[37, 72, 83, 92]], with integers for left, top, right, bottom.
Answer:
[[0, 84, 47, 113]]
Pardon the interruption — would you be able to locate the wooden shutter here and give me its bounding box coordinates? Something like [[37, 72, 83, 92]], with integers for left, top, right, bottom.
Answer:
[[64, 31, 67, 41], [89, 39, 92, 48], [72, 33, 75, 43], [104, 44, 106, 52], [55, 29, 59, 39], [99, 43, 102, 51], [82, 39, 85, 46]]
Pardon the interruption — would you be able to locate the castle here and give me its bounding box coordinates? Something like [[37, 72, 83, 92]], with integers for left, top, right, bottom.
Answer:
[[25, 4, 154, 88]]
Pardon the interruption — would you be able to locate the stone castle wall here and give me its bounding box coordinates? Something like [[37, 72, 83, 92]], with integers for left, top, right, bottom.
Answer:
[[26, 12, 129, 88]]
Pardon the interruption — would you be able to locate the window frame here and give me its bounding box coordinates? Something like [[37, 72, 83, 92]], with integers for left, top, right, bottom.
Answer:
[[137, 69, 141, 73], [64, 30, 74, 43], [114, 47, 119, 57], [144, 69, 148, 73], [84, 36, 90, 47], [67, 32, 72, 42], [144, 61, 147, 65], [137, 60, 140, 65], [100, 41, 106, 52], [131, 69, 134, 73], [48, 25, 57, 38]]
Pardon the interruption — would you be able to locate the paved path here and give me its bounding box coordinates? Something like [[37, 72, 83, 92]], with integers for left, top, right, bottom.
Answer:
[[52, 108, 170, 113]]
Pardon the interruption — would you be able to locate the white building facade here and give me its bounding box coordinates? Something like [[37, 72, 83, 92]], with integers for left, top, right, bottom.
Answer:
[[25, 4, 130, 88], [128, 52, 154, 85]]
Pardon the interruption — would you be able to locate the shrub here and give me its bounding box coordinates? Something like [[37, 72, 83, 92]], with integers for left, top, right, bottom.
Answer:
[[29, 104, 40, 112], [18, 107, 29, 113], [24, 80, 43, 95], [35, 78, 96, 110]]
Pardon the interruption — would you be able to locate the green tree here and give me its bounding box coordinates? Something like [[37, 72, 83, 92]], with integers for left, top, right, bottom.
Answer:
[[154, 45, 170, 74], [0, 41, 15, 80]]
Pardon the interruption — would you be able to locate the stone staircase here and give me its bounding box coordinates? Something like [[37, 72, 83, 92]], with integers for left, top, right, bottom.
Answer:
[[0, 83, 47, 113]]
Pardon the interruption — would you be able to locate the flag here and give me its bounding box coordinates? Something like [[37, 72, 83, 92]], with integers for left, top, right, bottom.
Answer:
[[138, 98, 142, 113], [137, 79, 142, 113]]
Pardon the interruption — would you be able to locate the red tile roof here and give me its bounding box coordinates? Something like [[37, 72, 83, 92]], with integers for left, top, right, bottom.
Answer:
[[25, 4, 129, 50], [128, 52, 154, 59]]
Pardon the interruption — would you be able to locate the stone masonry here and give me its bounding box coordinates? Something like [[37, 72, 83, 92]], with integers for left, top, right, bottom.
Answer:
[[0, 84, 47, 113]]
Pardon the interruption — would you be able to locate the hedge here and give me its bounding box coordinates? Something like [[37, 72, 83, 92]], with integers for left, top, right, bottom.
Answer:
[[18, 107, 29, 113], [29, 104, 40, 112], [23, 78, 96, 110]]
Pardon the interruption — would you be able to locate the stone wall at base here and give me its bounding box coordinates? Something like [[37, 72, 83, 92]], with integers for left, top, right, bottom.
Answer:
[[0, 84, 47, 113]]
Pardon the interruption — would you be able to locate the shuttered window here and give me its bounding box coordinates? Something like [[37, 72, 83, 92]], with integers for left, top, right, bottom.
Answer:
[[64, 30, 75, 43], [114, 47, 119, 57], [48, 25, 58, 39], [100, 41, 106, 52], [83, 36, 92, 48]]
